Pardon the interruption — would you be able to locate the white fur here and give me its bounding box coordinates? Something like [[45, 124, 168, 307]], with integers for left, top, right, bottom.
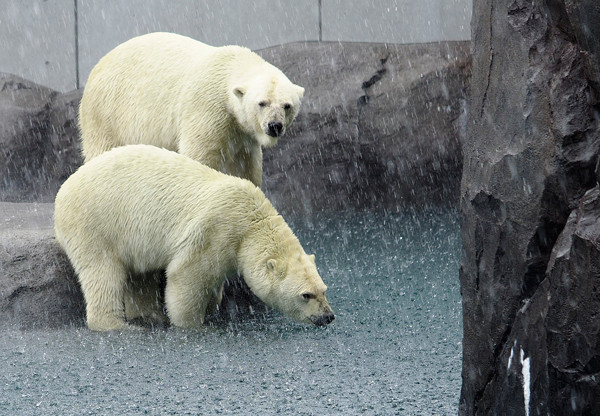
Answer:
[[54, 145, 332, 331], [79, 32, 304, 187]]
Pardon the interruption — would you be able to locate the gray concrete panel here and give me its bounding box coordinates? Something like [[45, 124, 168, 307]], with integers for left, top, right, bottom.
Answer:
[[0, 1, 472, 92], [0, 0, 76, 91], [321, 0, 471, 43], [78, 0, 319, 87], [441, 0, 472, 40]]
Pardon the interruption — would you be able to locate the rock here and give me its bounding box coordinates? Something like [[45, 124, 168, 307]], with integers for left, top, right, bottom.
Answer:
[[480, 188, 600, 415], [544, 187, 600, 413], [0, 74, 83, 202], [0, 41, 470, 328], [259, 41, 470, 214], [460, 0, 600, 414], [0, 202, 84, 328], [0, 41, 470, 213]]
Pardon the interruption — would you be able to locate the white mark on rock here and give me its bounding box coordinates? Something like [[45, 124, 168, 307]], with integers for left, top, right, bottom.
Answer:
[[507, 339, 517, 370], [521, 348, 531, 416]]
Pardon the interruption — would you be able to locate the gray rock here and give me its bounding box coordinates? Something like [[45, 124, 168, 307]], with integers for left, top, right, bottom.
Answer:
[[544, 187, 600, 413], [460, 0, 600, 414], [479, 187, 600, 415], [0, 202, 84, 328], [259, 41, 470, 213], [0, 74, 83, 202]]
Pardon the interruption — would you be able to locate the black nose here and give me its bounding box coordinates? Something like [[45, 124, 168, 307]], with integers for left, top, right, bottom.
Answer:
[[267, 121, 283, 137], [312, 312, 335, 326]]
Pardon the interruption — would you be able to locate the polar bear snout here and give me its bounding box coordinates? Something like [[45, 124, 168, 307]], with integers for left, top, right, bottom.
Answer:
[[266, 121, 284, 137], [311, 312, 335, 326]]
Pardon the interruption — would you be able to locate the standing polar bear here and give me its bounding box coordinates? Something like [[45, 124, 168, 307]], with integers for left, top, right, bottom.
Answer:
[[79, 32, 304, 186], [54, 145, 334, 331]]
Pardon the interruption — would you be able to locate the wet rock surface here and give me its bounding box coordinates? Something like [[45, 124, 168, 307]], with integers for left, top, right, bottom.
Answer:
[[460, 0, 600, 414], [0, 41, 469, 328], [0, 73, 83, 202], [259, 41, 470, 213], [0, 203, 84, 328]]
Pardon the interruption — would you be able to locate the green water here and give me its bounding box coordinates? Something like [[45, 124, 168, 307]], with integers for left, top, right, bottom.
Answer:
[[0, 210, 462, 415]]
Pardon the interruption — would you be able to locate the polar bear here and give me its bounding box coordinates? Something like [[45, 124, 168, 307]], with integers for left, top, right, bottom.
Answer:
[[54, 145, 333, 331], [79, 32, 304, 187]]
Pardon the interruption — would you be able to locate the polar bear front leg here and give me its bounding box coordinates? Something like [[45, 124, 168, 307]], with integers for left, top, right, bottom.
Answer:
[[78, 258, 130, 331], [164, 259, 213, 328], [246, 145, 263, 188]]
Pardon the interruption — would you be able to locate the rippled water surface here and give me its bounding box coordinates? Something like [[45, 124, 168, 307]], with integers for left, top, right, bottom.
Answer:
[[1, 210, 462, 415]]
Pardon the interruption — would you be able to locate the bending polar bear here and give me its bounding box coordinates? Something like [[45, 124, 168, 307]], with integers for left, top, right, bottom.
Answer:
[[79, 32, 304, 187], [54, 145, 334, 331]]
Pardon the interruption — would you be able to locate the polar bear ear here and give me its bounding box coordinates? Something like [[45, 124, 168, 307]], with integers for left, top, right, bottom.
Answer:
[[295, 85, 305, 99], [267, 258, 278, 272], [233, 86, 247, 99], [308, 254, 316, 264]]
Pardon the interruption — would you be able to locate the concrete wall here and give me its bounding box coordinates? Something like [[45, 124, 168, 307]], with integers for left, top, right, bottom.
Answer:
[[0, 0, 471, 92]]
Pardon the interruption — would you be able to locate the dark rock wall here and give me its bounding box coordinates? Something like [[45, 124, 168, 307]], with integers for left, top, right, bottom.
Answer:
[[461, 0, 600, 414], [545, 187, 600, 413]]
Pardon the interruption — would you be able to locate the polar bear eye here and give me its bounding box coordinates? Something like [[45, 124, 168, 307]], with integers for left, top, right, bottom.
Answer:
[[258, 101, 268, 108], [302, 293, 316, 301], [283, 103, 292, 111]]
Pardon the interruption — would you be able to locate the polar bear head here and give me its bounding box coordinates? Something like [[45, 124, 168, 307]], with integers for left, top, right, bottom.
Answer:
[[240, 218, 334, 326], [231, 72, 304, 148], [263, 252, 334, 326]]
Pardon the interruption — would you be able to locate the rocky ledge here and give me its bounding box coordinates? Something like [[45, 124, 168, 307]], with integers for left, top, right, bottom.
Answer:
[[0, 40, 470, 328]]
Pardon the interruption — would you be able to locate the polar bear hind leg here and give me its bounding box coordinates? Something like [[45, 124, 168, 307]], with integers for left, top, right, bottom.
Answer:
[[77, 257, 131, 331]]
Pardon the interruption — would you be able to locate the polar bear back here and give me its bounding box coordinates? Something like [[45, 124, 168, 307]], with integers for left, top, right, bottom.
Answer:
[[79, 32, 264, 157], [54, 144, 270, 274]]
